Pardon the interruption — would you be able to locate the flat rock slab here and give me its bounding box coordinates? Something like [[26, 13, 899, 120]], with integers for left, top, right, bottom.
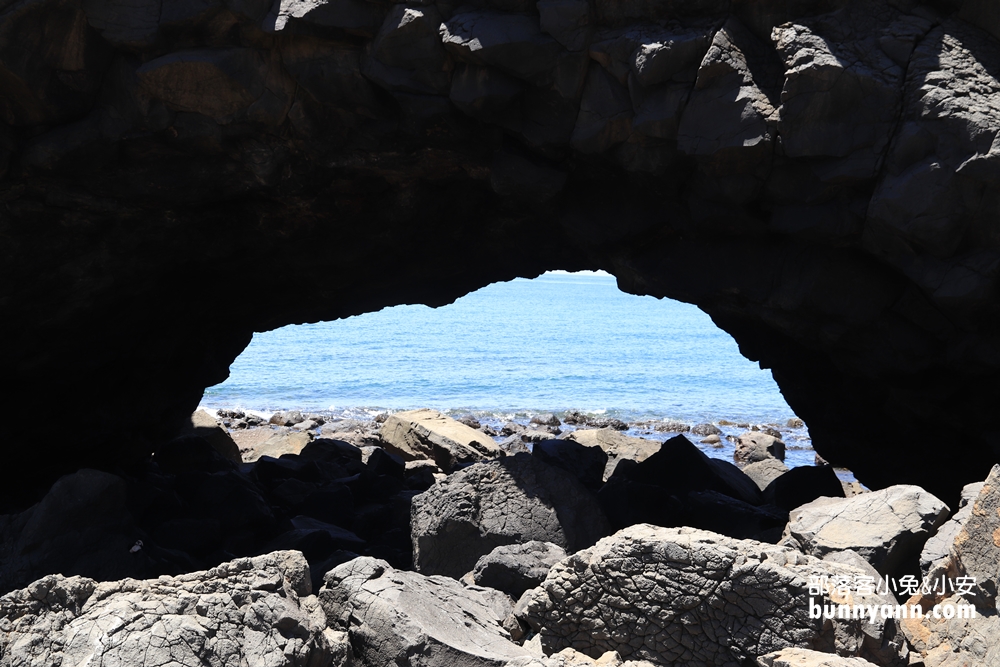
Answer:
[[242, 429, 312, 462], [758, 647, 881, 666], [516, 525, 906, 667], [743, 458, 790, 492], [411, 453, 610, 579], [0, 550, 348, 667], [320, 556, 530, 667], [380, 408, 499, 471], [781, 484, 948, 577]]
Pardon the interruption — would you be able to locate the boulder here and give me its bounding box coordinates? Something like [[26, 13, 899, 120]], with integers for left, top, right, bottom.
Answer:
[[764, 465, 845, 512], [531, 438, 608, 490], [319, 556, 531, 666], [411, 453, 611, 579], [781, 484, 949, 578], [598, 477, 784, 540], [380, 408, 499, 472], [735, 431, 786, 465], [897, 469, 1000, 666], [617, 434, 763, 506], [929, 465, 1000, 610], [0, 550, 348, 666], [919, 480, 984, 577], [270, 410, 306, 426], [690, 423, 722, 437], [242, 429, 312, 462], [743, 458, 790, 492], [0, 469, 138, 595], [516, 525, 906, 666], [183, 409, 241, 463], [899, 593, 1000, 667], [563, 428, 660, 481], [471, 541, 568, 599], [530, 413, 560, 427]]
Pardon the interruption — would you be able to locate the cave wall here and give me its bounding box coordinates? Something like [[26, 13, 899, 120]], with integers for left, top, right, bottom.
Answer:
[[3, 0, 1000, 508]]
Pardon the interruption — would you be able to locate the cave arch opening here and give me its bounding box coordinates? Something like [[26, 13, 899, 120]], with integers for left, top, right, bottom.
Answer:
[[201, 270, 817, 468]]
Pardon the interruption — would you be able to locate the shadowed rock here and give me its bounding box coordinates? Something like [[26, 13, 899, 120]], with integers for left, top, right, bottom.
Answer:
[[411, 453, 610, 579]]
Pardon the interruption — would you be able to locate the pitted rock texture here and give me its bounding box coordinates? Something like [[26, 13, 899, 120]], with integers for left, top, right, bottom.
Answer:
[[780, 484, 949, 578], [6, 0, 1000, 510], [516, 525, 906, 666], [319, 555, 530, 666], [0, 550, 348, 667], [411, 453, 610, 579]]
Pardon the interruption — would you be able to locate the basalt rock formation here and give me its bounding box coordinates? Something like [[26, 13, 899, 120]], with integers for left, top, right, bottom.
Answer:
[[4, 0, 1000, 509]]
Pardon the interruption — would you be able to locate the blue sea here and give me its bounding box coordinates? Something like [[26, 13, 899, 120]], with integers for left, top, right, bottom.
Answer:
[[202, 271, 827, 469]]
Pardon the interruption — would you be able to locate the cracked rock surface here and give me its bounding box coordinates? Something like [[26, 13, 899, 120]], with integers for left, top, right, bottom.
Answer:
[[411, 453, 610, 579], [0, 550, 347, 667], [517, 524, 906, 667], [319, 555, 530, 666], [780, 484, 949, 579]]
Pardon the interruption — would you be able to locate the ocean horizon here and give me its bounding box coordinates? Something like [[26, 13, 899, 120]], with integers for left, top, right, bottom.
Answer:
[[202, 271, 796, 426]]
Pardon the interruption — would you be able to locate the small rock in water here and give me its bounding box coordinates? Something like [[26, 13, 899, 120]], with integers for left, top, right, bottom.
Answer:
[[654, 420, 690, 433], [691, 423, 722, 437], [501, 422, 525, 436], [530, 413, 561, 427], [457, 415, 482, 429], [700, 434, 722, 446], [786, 417, 805, 428], [269, 410, 304, 427]]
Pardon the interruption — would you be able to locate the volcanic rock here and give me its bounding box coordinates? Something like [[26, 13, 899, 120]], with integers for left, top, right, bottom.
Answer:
[[735, 431, 786, 465], [563, 428, 661, 481], [781, 484, 949, 578], [183, 409, 241, 463], [320, 556, 530, 666], [411, 453, 610, 579], [380, 408, 499, 472], [471, 540, 568, 599], [742, 458, 790, 492], [516, 524, 906, 666], [0, 550, 348, 666]]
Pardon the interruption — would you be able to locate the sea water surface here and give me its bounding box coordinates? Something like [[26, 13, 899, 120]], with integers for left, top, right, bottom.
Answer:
[[203, 271, 794, 424], [201, 271, 831, 469]]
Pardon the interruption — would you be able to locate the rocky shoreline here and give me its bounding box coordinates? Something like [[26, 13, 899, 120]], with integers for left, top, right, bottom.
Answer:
[[0, 407, 989, 666]]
